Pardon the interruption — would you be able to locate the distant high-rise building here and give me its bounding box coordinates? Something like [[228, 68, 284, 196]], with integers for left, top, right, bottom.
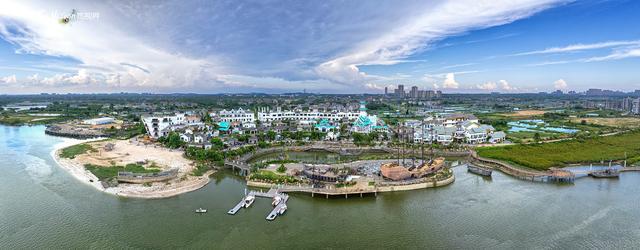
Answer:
[[632, 98, 640, 114], [389, 84, 440, 100], [410, 86, 418, 98], [384, 87, 388, 96]]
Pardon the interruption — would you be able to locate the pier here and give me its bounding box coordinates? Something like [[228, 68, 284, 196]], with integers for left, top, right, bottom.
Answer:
[[227, 188, 289, 221]]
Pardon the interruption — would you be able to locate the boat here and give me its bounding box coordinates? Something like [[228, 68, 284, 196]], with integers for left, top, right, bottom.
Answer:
[[278, 204, 287, 215], [272, 196, 282, 206], [589, 169, 619, 178], [244, 195, 255, 208], [195, 208, 207, 213], [467, 163, 492, 177]]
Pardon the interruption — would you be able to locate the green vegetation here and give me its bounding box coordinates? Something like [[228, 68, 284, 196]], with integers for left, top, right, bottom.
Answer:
[[335, 181, 356, 188], [352, 132, 380, 146], [60, 144, 95, 159], [104, 122, 146, 139], [191, 164, 211, 176], [84, 163, 161, 181], [158, 132, 185, 149], [249, 170, 298, 184], [0, 112, 67, 126], [477, 130, 640, 170], [276, 164, 287, 173]]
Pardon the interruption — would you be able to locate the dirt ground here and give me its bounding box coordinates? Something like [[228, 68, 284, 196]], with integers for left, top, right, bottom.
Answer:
[[504, 110, 547, 117], [571, 117, 640, 128], [76, 140, 193, 172]]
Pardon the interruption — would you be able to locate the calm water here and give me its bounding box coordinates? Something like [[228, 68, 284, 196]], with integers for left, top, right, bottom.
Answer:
[[1, 125, 639, 249]]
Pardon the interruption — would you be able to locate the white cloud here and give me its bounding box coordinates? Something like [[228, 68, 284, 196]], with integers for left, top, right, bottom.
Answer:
[[514, 40, 640, 56], [499, 80, 514, 90], [315, 0, 565, 85], [554, 79, 567, 90], [476, 79, 515, 91], [476, 81, 497, 90], [442, 73, 459, 89], [0, 74, 17, 84], [0, 1, 222, 89], [585, 47, 640, 62]]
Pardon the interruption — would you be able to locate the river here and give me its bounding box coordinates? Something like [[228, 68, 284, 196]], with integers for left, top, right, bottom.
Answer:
[[1, 125, 639, 249]]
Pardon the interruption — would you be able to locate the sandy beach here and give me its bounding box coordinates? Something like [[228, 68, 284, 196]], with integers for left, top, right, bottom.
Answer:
[[51, 138, 213, 199]]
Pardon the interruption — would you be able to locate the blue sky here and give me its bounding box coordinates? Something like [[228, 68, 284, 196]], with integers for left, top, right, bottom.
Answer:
[[0, 0, 639, 94]]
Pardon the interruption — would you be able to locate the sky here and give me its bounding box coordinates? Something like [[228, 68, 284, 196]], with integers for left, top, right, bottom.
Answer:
[[0, 0, 639, 94]]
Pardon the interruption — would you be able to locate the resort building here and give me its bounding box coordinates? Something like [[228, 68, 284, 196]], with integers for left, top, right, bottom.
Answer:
[[142, 113, 187, 138], [314, 118, 337, 133], [256, 107, 360, 122], [218, 108, 255, 124], [410, 116, 502, 145], [351, 101, 389, 134]]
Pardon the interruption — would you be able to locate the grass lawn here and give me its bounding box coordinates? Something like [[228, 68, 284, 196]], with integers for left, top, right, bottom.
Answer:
[[477, 130, 640, 170], [60, 144, 96, 159], [84, 163, 161, 180]]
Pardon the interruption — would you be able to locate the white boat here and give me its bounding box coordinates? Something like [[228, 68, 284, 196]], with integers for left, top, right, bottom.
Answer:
[[278, 204, 287, 215], [195, 208, 207, 213], [272, 196, 282, 206], [244, 195, 255, 208]]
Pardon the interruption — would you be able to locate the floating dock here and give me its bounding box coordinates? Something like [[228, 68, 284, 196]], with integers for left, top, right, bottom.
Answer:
[[227, 188, 289, 221]]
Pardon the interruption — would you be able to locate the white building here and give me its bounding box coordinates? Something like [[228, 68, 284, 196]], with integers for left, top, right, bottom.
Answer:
[[411, 116, 499, 145], [257, 107, 361, 122], [142, 113, 187, 138], [218, 108, 255, 124]]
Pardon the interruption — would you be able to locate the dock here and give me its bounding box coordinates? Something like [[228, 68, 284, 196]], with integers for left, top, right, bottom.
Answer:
[[227, 188, 289, 221]]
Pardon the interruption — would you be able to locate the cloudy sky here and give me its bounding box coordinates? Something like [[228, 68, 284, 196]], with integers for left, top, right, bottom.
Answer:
[[0, 0, 639, 94]]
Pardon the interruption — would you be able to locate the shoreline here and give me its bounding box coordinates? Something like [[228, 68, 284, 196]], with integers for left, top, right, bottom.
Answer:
[[50, 138, 212, 199], [51, 137, 108, 192]]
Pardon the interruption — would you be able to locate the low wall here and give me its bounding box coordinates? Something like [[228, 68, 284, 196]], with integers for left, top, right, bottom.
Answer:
[[45, 125, 107, 139]]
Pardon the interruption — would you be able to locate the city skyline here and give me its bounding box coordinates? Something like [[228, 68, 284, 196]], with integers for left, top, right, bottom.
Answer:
[[1, 1, 640, 94]]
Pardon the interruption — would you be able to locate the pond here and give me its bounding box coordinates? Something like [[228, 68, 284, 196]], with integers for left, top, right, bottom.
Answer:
[[508, 120, 579, 134]]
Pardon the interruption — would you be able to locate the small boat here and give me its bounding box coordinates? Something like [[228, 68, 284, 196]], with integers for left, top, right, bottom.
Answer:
[[467, 164, 492, 177], [589, 169, 619, 178], [272, 196, 282, 207], [278, 204, 287, 215], [244, 195, 255, 208], [195, 208, 207, 213]]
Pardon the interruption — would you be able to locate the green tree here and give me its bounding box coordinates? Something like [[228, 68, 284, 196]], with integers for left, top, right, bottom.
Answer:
[[276, 164, 287, 173], [210, 137, 224, 149], [533, 132, 541, 143]]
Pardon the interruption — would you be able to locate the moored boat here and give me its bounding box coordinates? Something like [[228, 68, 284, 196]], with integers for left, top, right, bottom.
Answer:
[[467, 164, 492, 177], [272, 196, 282, 206], [195, 208, 207, 213], [589, 169, 619, 178], [278, 204, 287, 215], [244, 195, 255, 208]]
